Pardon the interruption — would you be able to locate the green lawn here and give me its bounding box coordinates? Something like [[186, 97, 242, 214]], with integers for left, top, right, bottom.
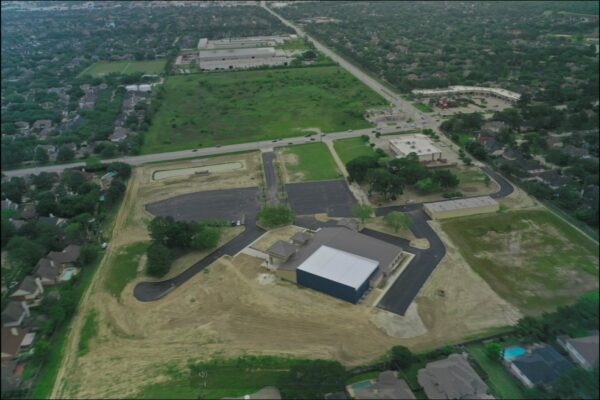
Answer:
[[276, 38, 310, 51], [447, 167, 488, 185], [103, 242, 149, 299], [333, 137, 376, 165], [467, 344, 526, 399], [282, 142, 340, 182], [78, 60, 166, 77], [142, 66, 385, 153], [441, 210, 599, 314], [346, 371, 380, 385], [77, 310, 98, 357], [136, 356, 344, 399], [412, 103, 434, 113]]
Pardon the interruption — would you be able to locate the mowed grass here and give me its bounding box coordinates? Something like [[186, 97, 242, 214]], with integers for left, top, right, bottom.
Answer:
[[468, 344, 526, 399], [333, 137, 376, 165], [77, 310, 98, 357], [412, 103, 434, 113], [282, 142, 340, 182], [103, 242, 149, 299], [441, 210, 599, 314], [142, 66, 385, 153], [78, 60, 166, 77]]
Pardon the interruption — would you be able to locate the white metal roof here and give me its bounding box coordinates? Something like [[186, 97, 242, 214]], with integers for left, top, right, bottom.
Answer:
[[424, 196, 498, 212], [412, 86, 521, 101], [297, 245, 379, 290], [389, 134, 441, 157]]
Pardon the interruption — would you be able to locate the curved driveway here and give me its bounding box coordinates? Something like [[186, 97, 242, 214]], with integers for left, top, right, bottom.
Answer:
[[134, 162, 514, 315]]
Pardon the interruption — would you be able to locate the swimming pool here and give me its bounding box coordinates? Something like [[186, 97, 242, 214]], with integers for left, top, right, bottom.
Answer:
[[60, 268, 75, 281], [351, 381, 373, 391], [503, 346, 527, 361]]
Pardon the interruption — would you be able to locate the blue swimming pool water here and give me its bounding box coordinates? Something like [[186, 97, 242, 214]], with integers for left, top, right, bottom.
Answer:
[[503, 346, 527, 361], [61, 269, 74, 281], [352, 381, 373, 391]]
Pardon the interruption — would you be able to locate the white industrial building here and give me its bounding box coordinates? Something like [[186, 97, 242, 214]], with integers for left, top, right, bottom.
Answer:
[[198, 47, 292, 71], [389, 134, 442, 162], [423, 196, 499, 219], [412, 86, 521, 103]]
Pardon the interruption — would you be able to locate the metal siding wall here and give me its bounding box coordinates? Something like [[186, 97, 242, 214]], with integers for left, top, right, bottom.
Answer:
[[297, 269, 359, 303]]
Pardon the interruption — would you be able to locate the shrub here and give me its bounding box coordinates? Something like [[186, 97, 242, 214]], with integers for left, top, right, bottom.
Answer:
[[146, 242, 174, 278], [257, 205, 295, 228]]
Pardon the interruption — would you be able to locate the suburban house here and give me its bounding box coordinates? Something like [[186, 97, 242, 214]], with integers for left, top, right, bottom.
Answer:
[[508, 345, 574, 388], [33, 258, 63, 286], [0, 199, 19, 211], [109, 126, 131, 143], [48, 244, 81, 269], [32, 119, 52, 130], [9, 276, 44, 306], [558, 334, 599, 371], [37, 216, 67, 227], [349, 370, 415, 399], [1, 327, 28, 360], [266, 240, 298, 267], [417, 354, 493, 399], [1, 302, 30, 328], [1, 360, 20, 393], [19, 203, 37, 220]]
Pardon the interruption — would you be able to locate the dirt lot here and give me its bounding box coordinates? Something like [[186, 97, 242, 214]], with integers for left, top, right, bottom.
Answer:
[[52, 151, 526, 399], [249, 225, 306, 252]]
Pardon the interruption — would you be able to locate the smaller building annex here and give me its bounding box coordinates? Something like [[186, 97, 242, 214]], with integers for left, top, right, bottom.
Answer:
[[389, 134, 442, 162], [424, 196, 499, 219]]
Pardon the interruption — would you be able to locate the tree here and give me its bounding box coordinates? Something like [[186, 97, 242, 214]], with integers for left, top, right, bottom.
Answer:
[[485, 343, 502, 361], [106, 179, 126, 204], [191, 226, 220, 250], [146, 242, 174, 278], [346, 155, 379, 183], [1, 218, 15, 247], [432, 169, 459, 189], [34, 147, 49, 164], [415, 177, 437, 193], [107, 162, 132, 179], [384, 211, 412, 232], [388, 154, 429, 185], [367, 168, 404, 199], [351, 203, 373, 224], [6, 237, 45, 272], [279, 360, 347, 400], [31, 172, 56, 191], [32, 340, 51, 364], [466, 141, 487, 160], [65, 222, 83, 243], [85, 156, 103, 172], [80, 243, 99, 266], [57, 145, 75, 163], [257, 205, 295, 228], [389, 345, 413, 370], [61, 170, 86, 192]]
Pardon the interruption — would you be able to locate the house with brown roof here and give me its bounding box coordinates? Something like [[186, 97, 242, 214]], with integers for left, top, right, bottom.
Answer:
[[1, 302, 30, 328], [1, 327, 28, 360], [558, 334, 599, 370], [9, 276, 44, 306], [417, 354, 492, 399]]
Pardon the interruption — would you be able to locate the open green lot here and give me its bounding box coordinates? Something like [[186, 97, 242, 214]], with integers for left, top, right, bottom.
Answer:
[[412, 103, 434, 113], [467, 344, 526, 399], [102, 242, 148, 299], [333, 137, 376, 165], [447, 167, 488, 185], [282, 142, 340, 182], [441, 210, 599, 314], [142, 66, 385, 153], [78, 60, 166, 77]]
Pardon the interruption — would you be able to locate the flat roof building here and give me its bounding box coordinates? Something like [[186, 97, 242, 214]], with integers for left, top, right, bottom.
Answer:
[[389, 134, 442, 162], [412, 85, 521, 103], [198, 47, 292, 71], [424, 196, 499, 219]]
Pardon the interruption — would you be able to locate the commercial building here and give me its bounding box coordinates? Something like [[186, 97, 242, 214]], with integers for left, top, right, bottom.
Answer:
[[423, 196, 499, 219], [275, 227, 403, 303], [412, 85, 521, 103], [198, 47, 292, 71], [206, 35, 295, 49], [418, 354, 493, 399], [389, 134, 442, 162]]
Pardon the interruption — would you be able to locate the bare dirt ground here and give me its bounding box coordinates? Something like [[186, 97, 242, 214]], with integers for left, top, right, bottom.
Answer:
[[364, 217, 417, 242], [279, 151, 304, 183], [249, 225, 305, 252], [52, 151, 524, 399]]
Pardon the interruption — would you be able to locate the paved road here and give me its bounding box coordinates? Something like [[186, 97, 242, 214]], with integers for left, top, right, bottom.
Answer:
[[261, 151, 279, 205]]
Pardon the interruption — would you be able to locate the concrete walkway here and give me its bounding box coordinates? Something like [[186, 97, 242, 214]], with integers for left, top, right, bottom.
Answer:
[[324, 139, 370, 205]]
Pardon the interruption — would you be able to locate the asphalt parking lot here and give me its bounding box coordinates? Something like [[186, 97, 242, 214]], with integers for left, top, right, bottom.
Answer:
[[285, 180, 356, 217], [145, 187, 260, 222]]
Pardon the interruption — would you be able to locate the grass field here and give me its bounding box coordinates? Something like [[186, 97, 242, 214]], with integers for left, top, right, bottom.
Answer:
[[282, 142, 340, 182], [78, 60, 166, 77], [412, 103, 434, 113], [441, 210, 599, 314], [448, 167, 488, 185], [102, 242, 148, 299], [467, 344, 526, 399], [142, 66, 385, 153], [77, 310, 98, 357], [333, 137, 377, 164], [276, 38, 310, 51]]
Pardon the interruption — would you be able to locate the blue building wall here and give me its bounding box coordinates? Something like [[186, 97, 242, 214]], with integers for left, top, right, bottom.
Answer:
[[296, 267, 378, 304]]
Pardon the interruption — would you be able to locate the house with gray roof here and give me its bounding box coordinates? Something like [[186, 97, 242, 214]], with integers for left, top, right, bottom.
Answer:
[[291, 231, 311, 246], [33, 258, 62, 286], [558, 334, 599, 370], [1, 302, 30, 328], [266, 240, 298, 266], [418, 354, 492, 399], [0, 199, 18, 211], [1, 327, 28, 360], [48, 244, 81, 268], [509, 345, 574, 388], [350, 370, 415, 399], [9, 276, 44, 306]]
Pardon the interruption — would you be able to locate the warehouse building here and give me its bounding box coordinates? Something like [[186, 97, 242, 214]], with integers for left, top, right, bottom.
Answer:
[[198, 47, 292, 71], [389, 134, 442, 162], [423, 196, 499, 219], [275, 227, 403, 303]]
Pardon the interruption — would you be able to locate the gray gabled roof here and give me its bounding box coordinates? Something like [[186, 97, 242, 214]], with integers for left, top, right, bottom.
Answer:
[[266, 240, 298, 259], [566, 334, 599, 367], [34, 258, 60, 280], [512, 345, 574, 386], [291, 231, 311, 245], [48, 244, 80, 265], [12, 276, 38, 295], [1, 302, 26, 325], [354, 371, 416, 400]]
